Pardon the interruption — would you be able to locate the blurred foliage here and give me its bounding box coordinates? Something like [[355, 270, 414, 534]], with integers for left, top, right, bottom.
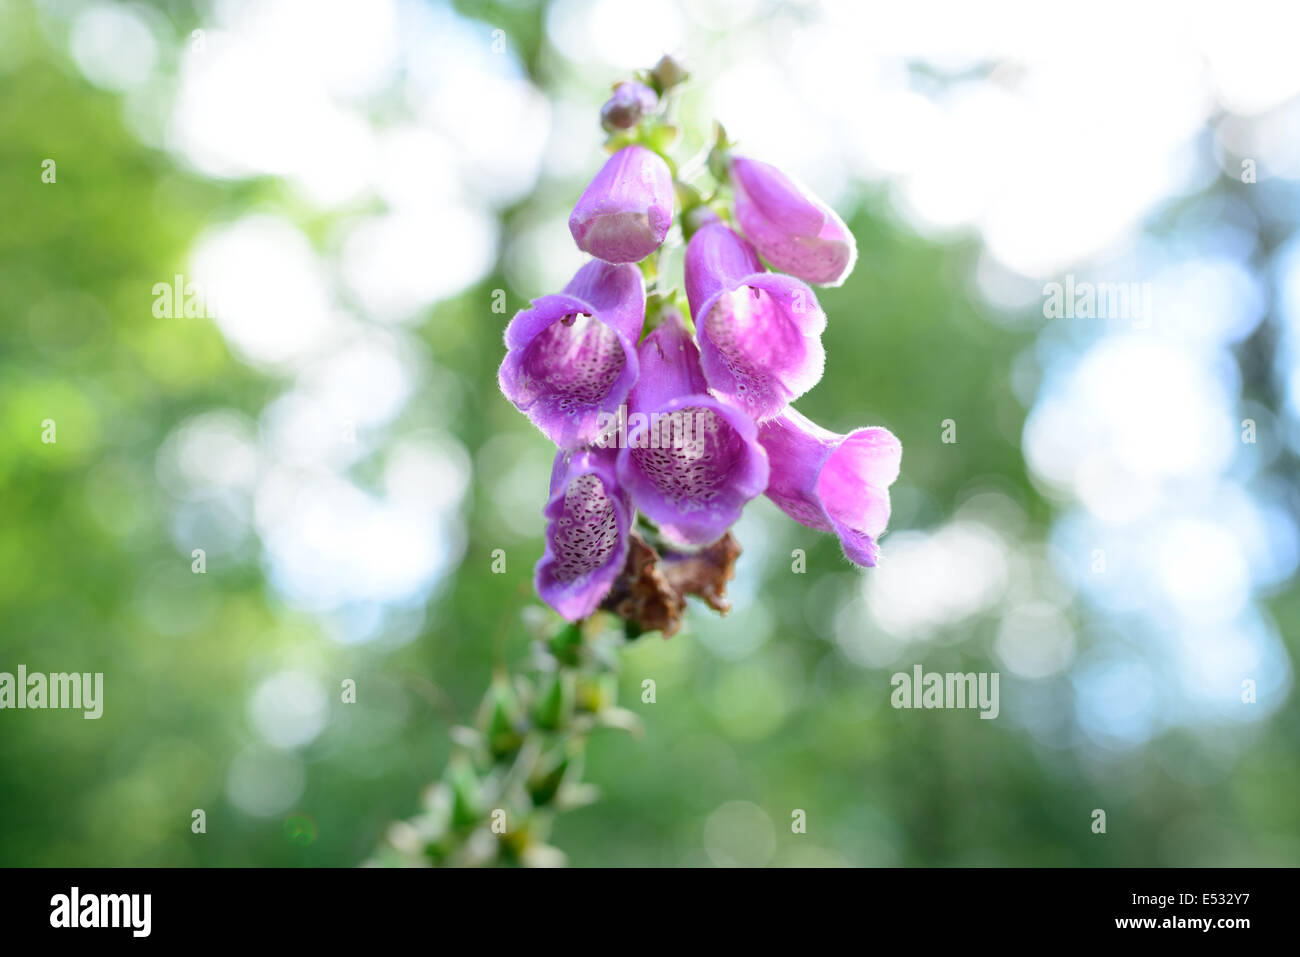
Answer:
[[0, 0, 1297, 868]]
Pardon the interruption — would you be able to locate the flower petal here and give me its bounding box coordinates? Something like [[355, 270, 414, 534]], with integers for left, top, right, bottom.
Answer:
[[758, 408, 900, 566], [731, 156, 825, 236], [685, 223, 825, 421], [569, 145, 673, 264], [499, 261, 645, 448], [535, 446, 632, 621], [732, 155, 857, 286], [816, 426, 900, 540], [617, 313, 769, 545]]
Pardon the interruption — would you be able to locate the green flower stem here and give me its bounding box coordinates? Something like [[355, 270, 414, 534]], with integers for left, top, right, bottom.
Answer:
[[368, 617, 639, 867]]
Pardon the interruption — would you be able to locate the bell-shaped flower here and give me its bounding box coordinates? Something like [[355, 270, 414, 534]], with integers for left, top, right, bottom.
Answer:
[[535, 446, 632, 621], [758, 408, 901, 566], [616, 311, 769, 545], [569, 145, 673, 264], [498, 260, 645, 449], [684, 222, 826, 421], [730, 156, 856, 286]]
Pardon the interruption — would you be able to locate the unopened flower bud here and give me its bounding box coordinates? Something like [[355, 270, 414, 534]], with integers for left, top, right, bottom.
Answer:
[[528, 746, 574, 806], [649, 54, 689, 93], [600, 81, 657, 131], [481, 677, 524, 758], [569, 145, 674, 264], [533, 671, 574, 731], [682, 203, 720, 241], [730, 156, 857, 285], [447, 758, 485, 830]]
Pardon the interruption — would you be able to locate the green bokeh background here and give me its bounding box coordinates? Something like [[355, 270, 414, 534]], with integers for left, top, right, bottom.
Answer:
[[1, 0, 1297, 867]]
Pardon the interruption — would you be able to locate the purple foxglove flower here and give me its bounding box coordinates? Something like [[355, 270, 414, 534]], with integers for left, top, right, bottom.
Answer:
[[684, 222, 826, 421], [536, 446, 632, 621], [616, 311, 769, 546], [601, 82, 658, 131], [499, 260, 645, 449], [758, 408, 901, 567], [569, 145, 673, 264], [731, 156, 856, 286]]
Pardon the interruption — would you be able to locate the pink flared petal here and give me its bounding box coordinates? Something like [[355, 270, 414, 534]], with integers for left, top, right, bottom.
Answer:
[[758, 409, 901, 566]]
